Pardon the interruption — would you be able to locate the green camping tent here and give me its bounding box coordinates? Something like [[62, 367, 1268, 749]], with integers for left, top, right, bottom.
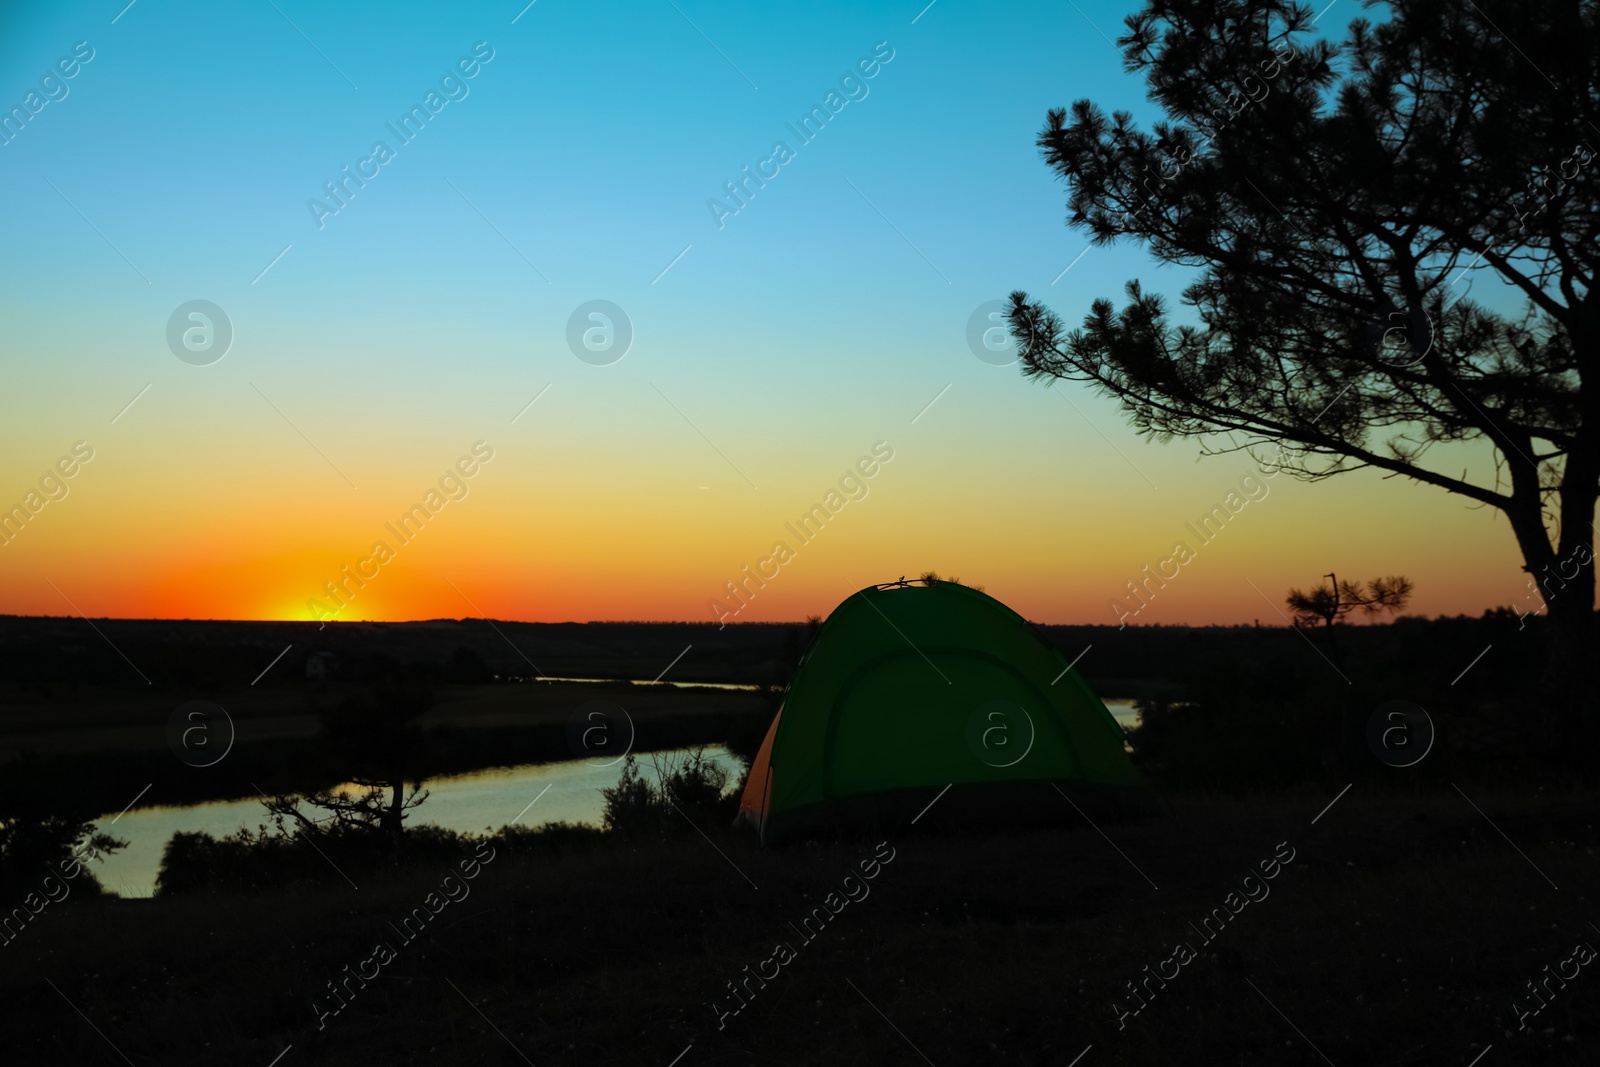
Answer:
[[737, 580, 1161, 843]]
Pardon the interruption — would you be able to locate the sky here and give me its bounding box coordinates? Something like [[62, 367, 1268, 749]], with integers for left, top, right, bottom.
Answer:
[[0, 0, 1529, 627]]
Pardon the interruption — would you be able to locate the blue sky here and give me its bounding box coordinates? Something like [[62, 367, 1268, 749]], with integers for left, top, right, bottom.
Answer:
[[2, 0, 1162, 387], [0, 0, 1519, 624]]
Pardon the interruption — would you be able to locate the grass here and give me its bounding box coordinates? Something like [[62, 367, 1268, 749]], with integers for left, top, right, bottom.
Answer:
[[2, 785, 1595, 1065]]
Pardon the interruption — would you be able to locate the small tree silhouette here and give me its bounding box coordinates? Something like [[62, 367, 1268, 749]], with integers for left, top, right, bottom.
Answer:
[[260, 681, 433, 864], [1284, 572, 1413, 775], [1286, 573, 1413, 630]]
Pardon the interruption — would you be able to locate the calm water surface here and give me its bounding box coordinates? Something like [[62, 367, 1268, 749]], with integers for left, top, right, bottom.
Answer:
[[89, 702, 1140, 898]]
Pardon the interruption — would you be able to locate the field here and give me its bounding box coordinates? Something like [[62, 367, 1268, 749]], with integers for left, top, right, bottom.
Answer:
[[3, 786, 1595, 1066], [0, 614, 1589, 1065]]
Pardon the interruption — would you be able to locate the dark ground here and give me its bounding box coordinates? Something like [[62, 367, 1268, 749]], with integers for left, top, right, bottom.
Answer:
[[2, 786, 1597, 1066], [0, 612, 1590, 1065]]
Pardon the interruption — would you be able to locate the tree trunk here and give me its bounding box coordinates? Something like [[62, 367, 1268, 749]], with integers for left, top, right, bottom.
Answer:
[[1541, 470, 1597, 760], [1504, 467, 1596, 766], [1543, 585, 1593, 738], [385, 778, 404, 864]]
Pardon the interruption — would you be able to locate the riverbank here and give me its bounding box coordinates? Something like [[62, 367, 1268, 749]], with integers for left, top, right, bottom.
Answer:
[[0, 681, 771, 816]]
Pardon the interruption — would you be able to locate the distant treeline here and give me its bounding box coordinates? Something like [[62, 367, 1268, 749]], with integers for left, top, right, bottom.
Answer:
[[0, 610, 1540, 699], [0, 616, 803, 692], [1037, 611, 1539, 701], [1116, 608, 1556, 791]]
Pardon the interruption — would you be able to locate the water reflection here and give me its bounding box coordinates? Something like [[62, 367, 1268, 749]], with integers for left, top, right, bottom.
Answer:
[[90, 702, 1140, 899], [91, 747, 742, 899]]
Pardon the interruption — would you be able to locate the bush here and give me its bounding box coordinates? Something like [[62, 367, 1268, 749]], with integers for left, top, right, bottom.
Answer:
[[0, 752, 128, 899], [156, 821, 487, 895], [484, 821, 608, 857], [158, 823, 432, 895], [0, 814, 124, 898], [156, 827, 294, 896], [600, 756, 659, 835], [600, 748, 734, 835], [658, 747, 732, 814], [1128, 688, 1342, 794], [155, 820, 610, 896]]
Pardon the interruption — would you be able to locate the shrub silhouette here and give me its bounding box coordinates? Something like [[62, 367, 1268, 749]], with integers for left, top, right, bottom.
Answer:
[[601, 748, 732, 835]]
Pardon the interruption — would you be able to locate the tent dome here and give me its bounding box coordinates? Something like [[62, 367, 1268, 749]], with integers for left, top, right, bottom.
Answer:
[[738, 581, 1161, 843]]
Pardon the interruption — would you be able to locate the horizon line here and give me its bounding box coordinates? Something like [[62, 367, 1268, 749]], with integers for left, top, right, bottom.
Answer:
[[0, 611, 1503, 628]]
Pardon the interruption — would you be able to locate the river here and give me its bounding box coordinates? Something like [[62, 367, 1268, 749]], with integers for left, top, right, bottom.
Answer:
[[87, 702, 1140, 898]]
